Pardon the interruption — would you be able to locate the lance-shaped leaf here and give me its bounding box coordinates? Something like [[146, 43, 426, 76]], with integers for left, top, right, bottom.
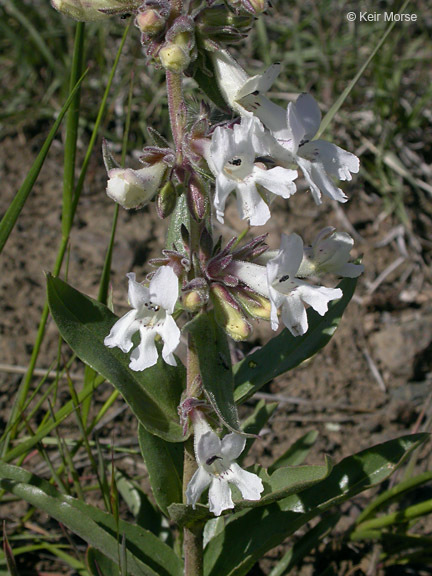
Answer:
[[47, 275, 185, 442], [0, 462, 183, 576], [269, 430, 319, 473], [204, 434, 428, 576], [138, 424, 184, 517], [234, 276, 357, 404], [186, 311, 241, 433]]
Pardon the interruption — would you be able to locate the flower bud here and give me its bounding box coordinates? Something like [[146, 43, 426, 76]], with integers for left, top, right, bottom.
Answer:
[[156, 180, 177, 219], [211, 284, 252, 341], [226, 0, 268, 15], [135, 9, 166, 36], [182, 288, 208, 312], [159, 43, 191, 73], [51, 0, 141, 21], [106, 163, 166, 209], [235, 287, 271, 320], [187, 174, 208, 221]]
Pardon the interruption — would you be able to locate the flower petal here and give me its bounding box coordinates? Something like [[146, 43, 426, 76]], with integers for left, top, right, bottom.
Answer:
[[294, 93, 321, 141], [297, 285, 342, 315], [312, 140, 359, 181], [157, 314, 180, 366], [236, 63, 281, 99], [186, 466, 212, 509], [253, 166, 297, 199], [127, 272, 150, 310], [149, 266, 178, 314], [297, 157, 348, 204], [208, 478, 234, 516], [228, 463, 264, 501], [236, 182, 271, 226], [280, 292, 308, 336], [196, 430, 222, 467], [104, 309, 139, 353], [286, 101, 306, 152], [129, 327, 159, 371], [221, 433, 246, 461]]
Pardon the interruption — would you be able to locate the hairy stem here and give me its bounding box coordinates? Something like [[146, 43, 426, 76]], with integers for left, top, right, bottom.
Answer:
[[166, 70, 185, 162], [183, 334, 204, 575]]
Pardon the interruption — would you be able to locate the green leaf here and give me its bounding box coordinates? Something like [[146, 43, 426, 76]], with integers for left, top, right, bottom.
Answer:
[[234, 277, 357, 404], [186, 311, 241, 433], [138, 424, 184, 516], [0, 70, 87, 254], [238, 399, 278, 463], [269, 430, 319, 473], [115, 470, 162, 535], [47, 275, 185, 442], [168, 502, 211, 528], [269, 513, 340, 576], [87, 547, 119, 576], [0, 462, 183, 576], [228, 459, 333, 515], [204, 434, 427, 576]]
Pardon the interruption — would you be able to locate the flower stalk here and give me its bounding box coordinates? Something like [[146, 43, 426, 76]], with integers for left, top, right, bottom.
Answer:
[[183, 333, 204, 575]]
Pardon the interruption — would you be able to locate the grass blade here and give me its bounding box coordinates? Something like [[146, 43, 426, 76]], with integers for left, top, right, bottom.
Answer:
[[0, 70, 87, 254]]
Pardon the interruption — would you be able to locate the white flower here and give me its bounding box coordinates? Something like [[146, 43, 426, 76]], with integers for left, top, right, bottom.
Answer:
[[210, 49, 280, 117], [240, 92, 360, 205], [186, 416, 264, 516], [206, 116, 297, 226], [51, 0, 141, 21], [229, 234, 343, 336], [106, 163, 166, 210], [298, 227, 364, 278], [266, 233, 342, 335], [104, 266, 180, 371]]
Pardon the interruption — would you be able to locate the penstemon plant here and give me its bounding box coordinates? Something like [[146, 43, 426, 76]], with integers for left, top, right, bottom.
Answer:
[[2, 1, 426, 575]]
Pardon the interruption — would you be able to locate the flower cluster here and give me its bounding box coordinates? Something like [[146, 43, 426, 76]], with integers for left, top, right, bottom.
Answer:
[[84, 0, 365, 518], [205, 50, 360, 225]]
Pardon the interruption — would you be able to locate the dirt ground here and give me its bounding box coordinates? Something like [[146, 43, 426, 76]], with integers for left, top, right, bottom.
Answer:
[[1, 120, 432, 574]]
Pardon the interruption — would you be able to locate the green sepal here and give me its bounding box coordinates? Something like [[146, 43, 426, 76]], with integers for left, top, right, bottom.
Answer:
[[47, 274, 185, 442]]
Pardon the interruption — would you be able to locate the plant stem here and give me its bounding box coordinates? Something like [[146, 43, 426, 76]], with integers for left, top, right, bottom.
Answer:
[[183, 334, 204, 576], [166, 70, 184, 162], [184, 523, 204, 576]]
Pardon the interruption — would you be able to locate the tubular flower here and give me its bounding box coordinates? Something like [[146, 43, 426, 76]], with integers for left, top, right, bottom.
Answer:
[[205, 116, 297, 226], [186, 413, 264, 516], [298, 227, 364, 278], [104, 266, 180, 371], [210, 49, 280, 117], [266, 233, 343, 335], [51, 0, 141, 21], [241, 92, 360, 205], [230, 233, 343, 336], [106, 163, 166, 210]]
